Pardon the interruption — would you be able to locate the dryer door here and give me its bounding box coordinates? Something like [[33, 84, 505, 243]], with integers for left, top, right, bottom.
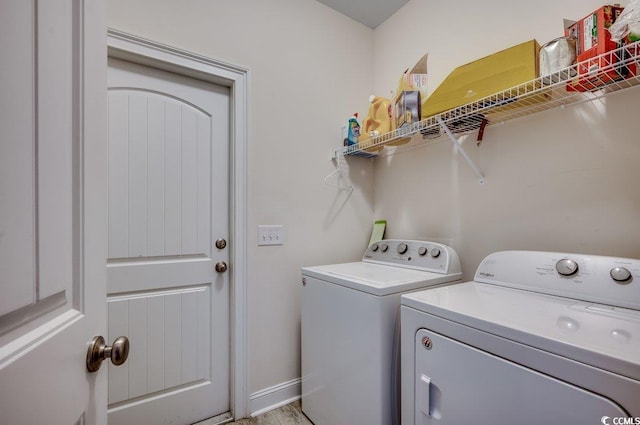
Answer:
[[413, 329, 627, 425]]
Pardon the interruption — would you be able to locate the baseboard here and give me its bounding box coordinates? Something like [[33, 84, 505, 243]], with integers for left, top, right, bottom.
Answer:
[[249, 378, 301, 417]]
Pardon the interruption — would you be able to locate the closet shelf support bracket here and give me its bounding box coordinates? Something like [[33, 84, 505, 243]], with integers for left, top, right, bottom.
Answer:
[[436, 116, 485, 185]]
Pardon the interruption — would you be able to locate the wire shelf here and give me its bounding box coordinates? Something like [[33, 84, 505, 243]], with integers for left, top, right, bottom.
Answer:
[[336, 41, 640, 159]]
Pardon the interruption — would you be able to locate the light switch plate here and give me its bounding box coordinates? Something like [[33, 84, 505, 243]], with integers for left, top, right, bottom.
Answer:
[[258, 225, 283, 246]]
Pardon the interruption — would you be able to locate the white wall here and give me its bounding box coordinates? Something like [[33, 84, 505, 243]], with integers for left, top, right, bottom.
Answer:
[[373, 0, 640, 279], [106, 0, 375, 401]]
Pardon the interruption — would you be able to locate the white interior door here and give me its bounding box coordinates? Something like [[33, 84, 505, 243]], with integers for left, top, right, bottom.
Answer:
[[106, 58, 231, 425], [0, 1, 108, 424]]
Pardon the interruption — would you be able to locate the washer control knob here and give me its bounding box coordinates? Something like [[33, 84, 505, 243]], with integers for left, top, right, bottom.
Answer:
[[371, 244, 379, 252], [397, 243, 408, 255], [430, 248, 440, 258], [610, 267, 632, 284], [556, 259, 579, 276], [380, 244, 389, 253], [418, 247, 428, 256]]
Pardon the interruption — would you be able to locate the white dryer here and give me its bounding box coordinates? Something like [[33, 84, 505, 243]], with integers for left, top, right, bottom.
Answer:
[[401, 250, 640, 425], [301, 240, 462, 425]]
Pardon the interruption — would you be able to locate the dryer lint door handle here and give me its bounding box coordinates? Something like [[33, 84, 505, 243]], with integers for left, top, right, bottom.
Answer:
[[418, 374, 432, 417]]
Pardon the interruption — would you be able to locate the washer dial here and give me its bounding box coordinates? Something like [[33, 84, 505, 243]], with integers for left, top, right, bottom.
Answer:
[[610, 267, 632, 283], [397, 243, 408, 255], [556, 259, 579, 276]]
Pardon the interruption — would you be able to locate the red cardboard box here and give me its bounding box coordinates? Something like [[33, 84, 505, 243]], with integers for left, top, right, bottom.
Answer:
[[566, 5, 624, 57], [565, 5, 636, 91]]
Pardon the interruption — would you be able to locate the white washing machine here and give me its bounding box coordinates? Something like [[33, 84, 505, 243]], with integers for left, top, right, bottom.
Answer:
[[401, 250, 640, 425], [301, 239, 462, 425]]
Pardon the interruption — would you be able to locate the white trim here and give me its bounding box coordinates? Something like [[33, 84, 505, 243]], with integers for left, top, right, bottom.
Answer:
[[106, 29, 250, 419], [249, 378, 302, 417]]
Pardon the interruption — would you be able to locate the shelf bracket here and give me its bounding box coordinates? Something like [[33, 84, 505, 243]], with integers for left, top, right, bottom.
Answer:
[[436, 116, 485, 184]]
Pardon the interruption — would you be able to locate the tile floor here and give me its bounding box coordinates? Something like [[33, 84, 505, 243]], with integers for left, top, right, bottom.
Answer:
[[227, 401, 312, 425]]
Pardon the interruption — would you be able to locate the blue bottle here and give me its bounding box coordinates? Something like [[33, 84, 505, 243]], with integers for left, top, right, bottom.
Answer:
[[344, 113, 361, 146]]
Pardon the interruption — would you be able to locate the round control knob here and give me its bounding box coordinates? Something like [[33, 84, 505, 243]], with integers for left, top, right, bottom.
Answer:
[[430, 248, 440, 258], [556, 259, 579, 276], [371, 244, 379, 252], [397, 243, 408, 255], [380, 244, 389, 253], [610, 267, 632, 283], [418, 247, 428, 256]]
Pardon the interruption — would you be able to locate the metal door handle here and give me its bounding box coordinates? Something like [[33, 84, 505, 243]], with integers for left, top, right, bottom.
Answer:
[[215, 261, 228, 273], [86, 335, 130, 373]]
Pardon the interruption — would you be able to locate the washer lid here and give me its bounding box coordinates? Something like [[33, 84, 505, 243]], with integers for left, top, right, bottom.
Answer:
[[301, 262, 461, 296], [402, 282, 640, 381]]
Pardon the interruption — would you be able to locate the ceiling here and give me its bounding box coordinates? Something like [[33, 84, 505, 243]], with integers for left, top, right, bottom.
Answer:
[[315, 0, 409, 29]]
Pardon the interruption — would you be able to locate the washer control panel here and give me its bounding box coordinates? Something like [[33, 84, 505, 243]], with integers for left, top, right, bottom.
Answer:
[[364, 239, 460, 274], [475, 251, 640, 310]]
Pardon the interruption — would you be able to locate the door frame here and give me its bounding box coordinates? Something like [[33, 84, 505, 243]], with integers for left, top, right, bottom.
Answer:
[[107, 29, 250, 419]]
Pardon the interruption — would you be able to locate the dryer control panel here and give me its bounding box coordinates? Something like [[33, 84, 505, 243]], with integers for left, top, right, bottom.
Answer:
[[363, 239, 461, 275], [474, 250, 640, 310]]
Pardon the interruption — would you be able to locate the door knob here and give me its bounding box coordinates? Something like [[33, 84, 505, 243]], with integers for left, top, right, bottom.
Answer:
[[86, 335, 130, 373], [215, 261, 228, 273]]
